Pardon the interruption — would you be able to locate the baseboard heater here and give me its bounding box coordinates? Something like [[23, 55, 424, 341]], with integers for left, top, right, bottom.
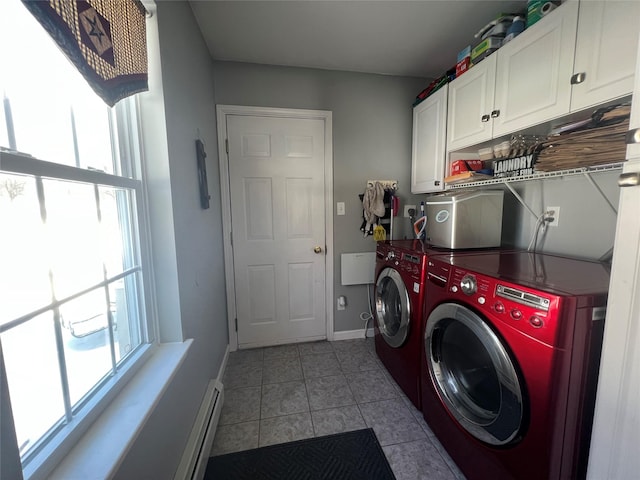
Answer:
[[174, 379, 224, 480]]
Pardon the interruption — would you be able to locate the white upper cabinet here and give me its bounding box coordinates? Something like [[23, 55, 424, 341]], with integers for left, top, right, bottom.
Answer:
[[411, 84, 448, 193], [492, 0, 578, 137], [570, 0, 640, 113], [447, 54, 497, 151], [446, 0, 579, 150]]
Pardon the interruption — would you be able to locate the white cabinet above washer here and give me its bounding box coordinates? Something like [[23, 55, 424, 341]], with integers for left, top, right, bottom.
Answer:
[[492, 0, 578, 137], [446, 54, 497, 151], [570, 0, 640, 113], [446, 0, 578, 151], [411, 84, 448, 193], [446, 0, 640, 153]]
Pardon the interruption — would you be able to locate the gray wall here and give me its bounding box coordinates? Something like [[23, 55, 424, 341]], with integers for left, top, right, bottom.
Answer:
[[114, 2, 228, 478], [213, 61, 427, 332], [498, 170, 620, 260]]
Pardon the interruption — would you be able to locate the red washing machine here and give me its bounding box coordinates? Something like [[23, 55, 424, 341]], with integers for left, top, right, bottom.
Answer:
[[420, 251, 610, 480], [374, 240, 429, 408]]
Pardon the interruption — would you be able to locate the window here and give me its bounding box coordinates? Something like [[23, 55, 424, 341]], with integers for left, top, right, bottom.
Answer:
[[0, 2, 154, 475]]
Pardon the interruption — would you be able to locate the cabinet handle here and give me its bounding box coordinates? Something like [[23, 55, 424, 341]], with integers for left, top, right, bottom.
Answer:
[[626, 128, 640, 145], [481, 114, 490, 122], [571, 72, 586, 85], [618, 172, 640, 187], [491, 110, 500, 118]]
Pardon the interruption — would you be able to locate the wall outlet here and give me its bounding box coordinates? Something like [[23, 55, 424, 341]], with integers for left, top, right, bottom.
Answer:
[[546, 206, 560, 227], [337, 202, 345, 216], [404, 205, 416, 217], [337, 295, 347, 311]]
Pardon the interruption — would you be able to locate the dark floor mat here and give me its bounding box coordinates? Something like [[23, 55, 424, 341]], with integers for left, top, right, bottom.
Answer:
[[204, 428, 396, 480]]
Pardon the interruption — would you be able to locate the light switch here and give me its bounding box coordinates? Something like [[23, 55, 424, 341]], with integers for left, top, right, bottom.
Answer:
[[337, 202, 346, 215]]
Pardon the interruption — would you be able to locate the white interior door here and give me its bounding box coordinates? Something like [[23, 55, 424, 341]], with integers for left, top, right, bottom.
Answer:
[[227, 114, 327, 347]]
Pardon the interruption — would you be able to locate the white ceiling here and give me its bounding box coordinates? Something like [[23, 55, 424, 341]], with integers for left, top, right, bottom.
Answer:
[[189, 0, 527, 79]]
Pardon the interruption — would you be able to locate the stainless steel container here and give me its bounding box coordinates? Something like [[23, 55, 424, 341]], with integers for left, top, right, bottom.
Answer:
[[425, 190, 504, 249]]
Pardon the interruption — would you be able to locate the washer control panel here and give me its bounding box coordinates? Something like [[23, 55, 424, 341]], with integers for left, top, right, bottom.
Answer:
[[375, 243, 426, 284], [429, 261, 563, 346]]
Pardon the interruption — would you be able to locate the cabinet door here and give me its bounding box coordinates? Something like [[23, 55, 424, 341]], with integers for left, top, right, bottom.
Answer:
[[493, 0, 579, 137], [571, 0, 640, 112], [411, 85, 447, 193], [446, 54, 496, 151], [626, 26, 640, 162]]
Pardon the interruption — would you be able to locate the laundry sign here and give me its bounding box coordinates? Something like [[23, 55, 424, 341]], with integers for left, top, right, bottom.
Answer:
[[494, 154, 536, 177]]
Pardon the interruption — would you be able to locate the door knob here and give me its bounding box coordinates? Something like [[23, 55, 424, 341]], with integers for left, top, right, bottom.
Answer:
[[314, 246, 323, 254]]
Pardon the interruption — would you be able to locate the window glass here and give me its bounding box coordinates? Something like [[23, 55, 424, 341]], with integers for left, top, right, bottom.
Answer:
[[60, 288, 113, 407], [43, 179, 105, 299], [98, 186, 137, 276], [1, 312, 66, 457], [72, 101, 114, 172], [112, 272, 144, 361], [0, 0, 151, 470], [0, 0, 114, 173], [0, 173, 50, 324], [0, 173, 147, 461]]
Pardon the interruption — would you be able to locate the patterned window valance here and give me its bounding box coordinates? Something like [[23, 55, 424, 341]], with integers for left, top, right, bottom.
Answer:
[[22, 0, 149, 107]]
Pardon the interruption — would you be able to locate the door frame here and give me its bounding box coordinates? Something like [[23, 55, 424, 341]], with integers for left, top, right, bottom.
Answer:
[[216, 105, 334, 351]]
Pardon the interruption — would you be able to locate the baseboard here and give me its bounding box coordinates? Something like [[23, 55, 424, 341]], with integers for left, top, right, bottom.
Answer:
[[173, 345, 229, 480], [332, 328, 375, 341], [238, 336, 326, 349]]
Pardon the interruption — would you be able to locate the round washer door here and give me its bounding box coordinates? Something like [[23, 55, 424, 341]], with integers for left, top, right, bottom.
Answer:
[[425, 302, 524, 445], [375, 267, 410, 348]]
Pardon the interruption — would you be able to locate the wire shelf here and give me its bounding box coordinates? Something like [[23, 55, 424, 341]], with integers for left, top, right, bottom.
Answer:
[[447, 162, 624, 189]]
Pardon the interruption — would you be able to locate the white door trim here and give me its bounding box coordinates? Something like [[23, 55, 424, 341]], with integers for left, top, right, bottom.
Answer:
[[216, 105, 334, 351]]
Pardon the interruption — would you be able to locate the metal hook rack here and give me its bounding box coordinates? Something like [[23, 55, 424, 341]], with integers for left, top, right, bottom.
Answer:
[[367, 180, 398, 190]]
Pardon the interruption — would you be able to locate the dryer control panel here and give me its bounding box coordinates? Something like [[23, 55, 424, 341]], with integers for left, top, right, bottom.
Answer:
[[427, 257, 564, 348]]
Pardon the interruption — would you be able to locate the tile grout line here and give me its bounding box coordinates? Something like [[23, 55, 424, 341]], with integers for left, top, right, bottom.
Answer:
[[257, 351, 265, 447], [287, 345, 315, 439], [302, 360, 316, 438], [295, 342, 317, 439]]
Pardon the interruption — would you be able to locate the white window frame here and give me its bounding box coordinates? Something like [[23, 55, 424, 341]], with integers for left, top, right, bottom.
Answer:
[[0, 98, 159, 480]]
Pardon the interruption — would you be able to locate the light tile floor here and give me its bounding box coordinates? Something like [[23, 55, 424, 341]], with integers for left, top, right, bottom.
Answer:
[[211, 338, 466, 480]]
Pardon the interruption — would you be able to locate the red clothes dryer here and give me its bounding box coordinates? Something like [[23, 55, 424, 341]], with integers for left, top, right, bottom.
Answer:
[[374, 240, 429, 408], [420, 251, 610, 480]]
